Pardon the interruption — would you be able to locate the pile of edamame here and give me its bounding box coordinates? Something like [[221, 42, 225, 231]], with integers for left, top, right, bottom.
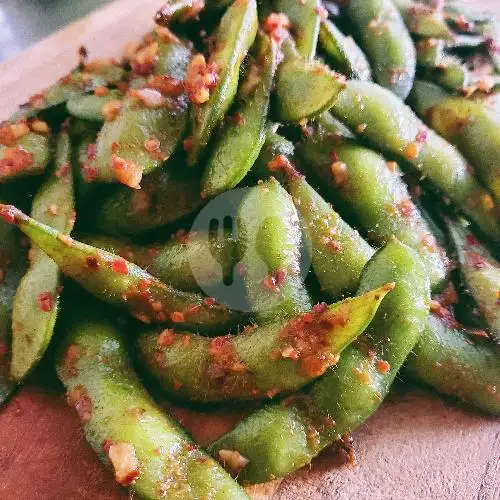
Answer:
[[0, 0, 499, 497]]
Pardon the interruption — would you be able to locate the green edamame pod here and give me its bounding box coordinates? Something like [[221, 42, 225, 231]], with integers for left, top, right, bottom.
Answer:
[[427, 55, 470, 91], [274, 0, 321, 59], [407, 314, 500, 415], [341, 0, 416, 100], [138, 285, 392, 402], [13, 63, 126, 120], [11, 132, 75, 381], [155, 0, 205, 25], [92, 39, 191, 188], [319, 20, 372, 81], [82, 230, 237, 293], [209, 240, 430, 483], [0, 123, 51, 183], [287, 173, 375, 298], [0, 197, 28, 404], [330, 80, 500, 243], [393, 0, 453, 39], [188, 0, 258, 165], [95, 166, 204, 235], [67, 90, 123, 121], [411, 80, 500, 202], [445, 216, 500, 342], [238, 178, 312, 323], [56, 314, 249, 499], [253, 126, 296, 183], [0, 205, 240, 331], [297, 126, 448, 290], [416, 38, 445, 67], [201, 33, 278, 198], [275, 37, 346, 122]]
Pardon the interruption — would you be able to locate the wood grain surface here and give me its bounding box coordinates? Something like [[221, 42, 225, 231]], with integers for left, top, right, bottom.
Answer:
[[0, 1, 499, 499]]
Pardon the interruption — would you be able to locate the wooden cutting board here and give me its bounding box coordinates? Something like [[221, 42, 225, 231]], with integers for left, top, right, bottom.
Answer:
[[0, 1, 499, 499]]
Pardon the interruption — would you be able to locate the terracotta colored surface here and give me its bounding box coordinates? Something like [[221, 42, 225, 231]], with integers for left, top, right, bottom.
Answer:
[[0, 1, 499, 499]]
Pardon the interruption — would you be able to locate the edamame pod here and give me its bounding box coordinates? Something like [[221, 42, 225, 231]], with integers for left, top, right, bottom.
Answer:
[[0, 194, 28, 403], [287, 173, 375, 298], [407, 314, 500, 415], [416, 38, 445, 68], [341, 0, 416, 99], [82, 230, 236, 293], [330, 80, 500, 242], [188, 0, 258, 165], [411, 80, 500, 202], [0, 122, 51, 182], [13, 63, 126, 120], [0, 205, 240, 331], [319, 20, 372, 81], [209, 240, 430, 483], [11, 132, 75, 381], [56, 314, 249, 499], [67, 90, 124, 121], [95, 166, 204, 235], [274, 0, 321, 59], [138, 285, 392, 402], [238, 178, 312, 323], [92, 39, 191, 188], [393, 0, 453, 39], [297, 125, 449, 290], [201, 33, 278, 198], [275, 37, 346, 122], [445, 216, 499, 342]]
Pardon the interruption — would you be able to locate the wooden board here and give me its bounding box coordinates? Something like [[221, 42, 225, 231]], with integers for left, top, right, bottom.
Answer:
[[0, 1, 499, 499]]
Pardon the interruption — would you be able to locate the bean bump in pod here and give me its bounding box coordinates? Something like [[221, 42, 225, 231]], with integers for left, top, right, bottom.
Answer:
[[0, 119, 51, 183], [237, 177, 312, 324]]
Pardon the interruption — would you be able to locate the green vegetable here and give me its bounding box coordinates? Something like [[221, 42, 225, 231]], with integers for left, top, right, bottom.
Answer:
[[82, 230, 237, 293], [330, 80, 500, 243], [393, 0, 453, 39], [411, 80, 500, 202], [275, 37, 346, 122], [407, 314, 500, 415], [341, 0, 416, 99], [67, 90, 124, 121], [319, 19, 372, 81], [201, 33, 278, 198], [237, 178, 312, 323], [416, 38, 445, 67], [91, 39, 191, 187], [95, 165, 204, 235], [209, 240, 430, 483], [11, 132, 75, 381], [0, 129, 51, 183], [297, 123, 449, 290], [445, 216, 500, 342], [138, 285, 392, 402], [188, 0, 258, 165], [0, 205, 241, 332], [274, 0, 321, 59], [0, 193, 28, 403], [56, 313, 249, 499], [287, 172, 375, 299]]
